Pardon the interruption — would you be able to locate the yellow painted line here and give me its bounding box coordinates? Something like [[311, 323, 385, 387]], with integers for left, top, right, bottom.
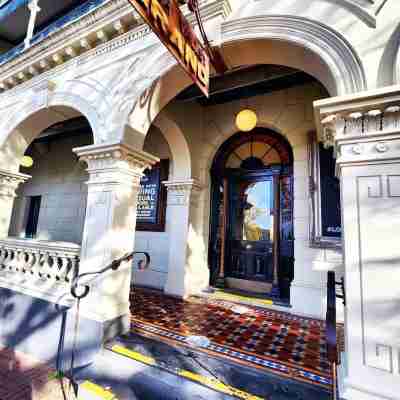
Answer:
[[112, 345, 156, 366], [80, 381, 117, 400], [111, 345, 265, 400]]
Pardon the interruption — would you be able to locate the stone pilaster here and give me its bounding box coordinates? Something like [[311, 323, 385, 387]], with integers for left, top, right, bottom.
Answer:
[[163, 179, 209, 298], [0, 170, 30, 238], [73, 142, 158, 334], [315, 88, 400, 400]]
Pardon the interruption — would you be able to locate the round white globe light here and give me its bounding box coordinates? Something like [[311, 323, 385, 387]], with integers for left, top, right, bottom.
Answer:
[[20, 155, 34, 168], [236, 109, 257, 132]]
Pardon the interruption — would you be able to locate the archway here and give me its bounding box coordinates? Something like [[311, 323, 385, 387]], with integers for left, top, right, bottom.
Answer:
[[125, 16, 366, 139], [0, 97, 103, 173], [209, 128, 294, 302], [8, 117, 94, 244]]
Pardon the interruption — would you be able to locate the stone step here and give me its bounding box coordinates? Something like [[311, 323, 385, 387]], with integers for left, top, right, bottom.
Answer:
[[96, 332, 333, 400]]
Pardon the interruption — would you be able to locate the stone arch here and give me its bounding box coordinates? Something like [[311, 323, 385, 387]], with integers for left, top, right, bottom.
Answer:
[[0, 90, 103, 171], [153, 111, 192, 180], [221, 16, 366, 96], [123, 14, 366, 141]]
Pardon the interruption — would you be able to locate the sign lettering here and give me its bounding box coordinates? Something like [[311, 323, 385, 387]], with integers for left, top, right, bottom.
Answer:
[[127, 0, 210, 96]]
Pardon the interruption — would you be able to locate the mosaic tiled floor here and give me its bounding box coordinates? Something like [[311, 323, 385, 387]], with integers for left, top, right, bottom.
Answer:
[[130, 287, 338, 391]]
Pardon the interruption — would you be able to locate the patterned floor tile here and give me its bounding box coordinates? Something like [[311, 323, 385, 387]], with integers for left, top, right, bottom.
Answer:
[[130, 287, 342, 390]]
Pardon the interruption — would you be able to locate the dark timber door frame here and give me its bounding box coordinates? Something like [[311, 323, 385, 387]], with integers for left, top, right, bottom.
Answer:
[[209, 129, 294, 302]]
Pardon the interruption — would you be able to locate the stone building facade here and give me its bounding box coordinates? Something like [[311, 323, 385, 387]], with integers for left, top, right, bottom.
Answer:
[[0, 1, 399, 399]]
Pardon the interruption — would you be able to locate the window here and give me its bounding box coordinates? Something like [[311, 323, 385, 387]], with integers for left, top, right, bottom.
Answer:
[[25, 196, 41, 238], [308, 135, 341, 248]]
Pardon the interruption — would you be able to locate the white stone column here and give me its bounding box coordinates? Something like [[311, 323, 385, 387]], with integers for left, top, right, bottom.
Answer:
[[163, 179, 209, 298], [315, 89, 400, 400], [0, 170, 30, 239], [73, 142, 158, 334]]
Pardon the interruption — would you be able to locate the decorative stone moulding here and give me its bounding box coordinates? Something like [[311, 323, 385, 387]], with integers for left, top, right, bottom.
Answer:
[[164, 179, 203, 206], [0, 170, 31, 197], [74, 142, 160, 185], [315, 87, 400, 148], [0, 0, 231, 95]]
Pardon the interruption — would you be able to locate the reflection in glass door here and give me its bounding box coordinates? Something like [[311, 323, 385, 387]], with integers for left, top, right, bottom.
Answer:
[[227, 176, 278, 284]]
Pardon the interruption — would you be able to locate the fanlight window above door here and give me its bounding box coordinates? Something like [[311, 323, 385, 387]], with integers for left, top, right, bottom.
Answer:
[[211, 129, 293, 174], [226, 141, 282, 169]]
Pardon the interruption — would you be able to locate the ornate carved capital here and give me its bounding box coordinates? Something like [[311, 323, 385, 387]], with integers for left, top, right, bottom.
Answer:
[[0, 170, 30, 198], [163, 179, 202, 206], [315, 87, 400, 152], [73, 142, 159, 187]]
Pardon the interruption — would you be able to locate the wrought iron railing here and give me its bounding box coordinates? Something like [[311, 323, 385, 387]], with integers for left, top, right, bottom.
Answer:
[[326, 270, 346, 399]]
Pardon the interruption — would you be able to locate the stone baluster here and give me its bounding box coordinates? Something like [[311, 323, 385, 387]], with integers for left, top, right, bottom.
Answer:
[[58, 256, 70, 283], [31, 250, 40, 277]]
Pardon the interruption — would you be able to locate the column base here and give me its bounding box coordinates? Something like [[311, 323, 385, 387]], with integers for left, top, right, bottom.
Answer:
[[102, 313, 130, 342], [338, 356, 400, 400], [339, 379, 399, 400], [290, 281, 324, 318]]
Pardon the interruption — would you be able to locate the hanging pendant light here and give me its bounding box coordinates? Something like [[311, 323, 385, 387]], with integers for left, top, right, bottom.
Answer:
[[236, 109, 258, 132], [20, 155, 34, 168]]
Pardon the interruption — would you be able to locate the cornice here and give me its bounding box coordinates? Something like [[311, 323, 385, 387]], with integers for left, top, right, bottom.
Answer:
[[73, 141, 159, 174], [314, 86, 400, 161], [0, 0, 232, 97]]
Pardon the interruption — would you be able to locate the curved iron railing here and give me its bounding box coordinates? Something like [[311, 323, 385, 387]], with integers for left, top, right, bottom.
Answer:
[[70, 251, 150, 300]]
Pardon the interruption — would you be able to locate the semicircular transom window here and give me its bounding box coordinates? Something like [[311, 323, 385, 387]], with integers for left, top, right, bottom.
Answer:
[[226, 140, 283, 169]]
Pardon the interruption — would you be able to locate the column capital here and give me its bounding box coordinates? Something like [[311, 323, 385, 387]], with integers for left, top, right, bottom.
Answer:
[[73, 142, 159, 186], [314, 86, 400, 166], [163, 179, 202, 206], [0, 169, 31, 198]]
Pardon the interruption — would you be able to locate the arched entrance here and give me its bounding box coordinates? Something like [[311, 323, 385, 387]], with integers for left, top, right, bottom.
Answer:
[[209, 128, 294, 302]]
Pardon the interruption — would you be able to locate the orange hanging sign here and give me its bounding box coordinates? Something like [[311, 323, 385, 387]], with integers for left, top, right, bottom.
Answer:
[[127, 0, 210, 97]]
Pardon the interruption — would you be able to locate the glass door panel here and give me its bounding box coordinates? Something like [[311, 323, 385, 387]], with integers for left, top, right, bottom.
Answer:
[[227, 176, 276, 282]]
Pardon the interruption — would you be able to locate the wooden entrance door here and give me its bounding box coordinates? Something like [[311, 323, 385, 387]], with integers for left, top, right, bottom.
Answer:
[[226, 171, 279, 286]]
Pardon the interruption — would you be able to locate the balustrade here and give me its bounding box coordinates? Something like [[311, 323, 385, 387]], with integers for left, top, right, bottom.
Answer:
[[0, 238, 80, 287]]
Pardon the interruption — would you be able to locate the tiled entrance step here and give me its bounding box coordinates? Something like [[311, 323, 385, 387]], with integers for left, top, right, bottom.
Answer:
[[130, 287, 335, 390]]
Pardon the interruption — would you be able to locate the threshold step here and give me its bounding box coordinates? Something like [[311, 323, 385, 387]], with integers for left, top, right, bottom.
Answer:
[[109, 343, 263, 400]]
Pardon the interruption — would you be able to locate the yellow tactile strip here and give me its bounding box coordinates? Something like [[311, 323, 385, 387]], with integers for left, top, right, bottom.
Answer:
[[111, 344, 265, 400], [80, 381, 118, 400]]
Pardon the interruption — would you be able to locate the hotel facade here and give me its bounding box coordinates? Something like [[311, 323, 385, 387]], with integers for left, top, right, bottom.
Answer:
[[0, 1, 399, 399]]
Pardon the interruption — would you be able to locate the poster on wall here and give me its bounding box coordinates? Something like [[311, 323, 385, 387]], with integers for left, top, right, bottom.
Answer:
[[319, 144, 341, 238], [136, 159, 169, 232]]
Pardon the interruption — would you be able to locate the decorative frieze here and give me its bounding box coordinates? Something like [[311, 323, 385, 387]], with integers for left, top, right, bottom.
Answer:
[[0, 170, 30, 198], [164, 179, 202, 206], [315, 87, 400, 151], [74, 142, 159, 186]]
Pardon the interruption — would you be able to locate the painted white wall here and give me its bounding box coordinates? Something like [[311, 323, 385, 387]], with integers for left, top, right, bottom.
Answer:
[[133, 126, 173, 290], [9, 132, 92, 244]]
